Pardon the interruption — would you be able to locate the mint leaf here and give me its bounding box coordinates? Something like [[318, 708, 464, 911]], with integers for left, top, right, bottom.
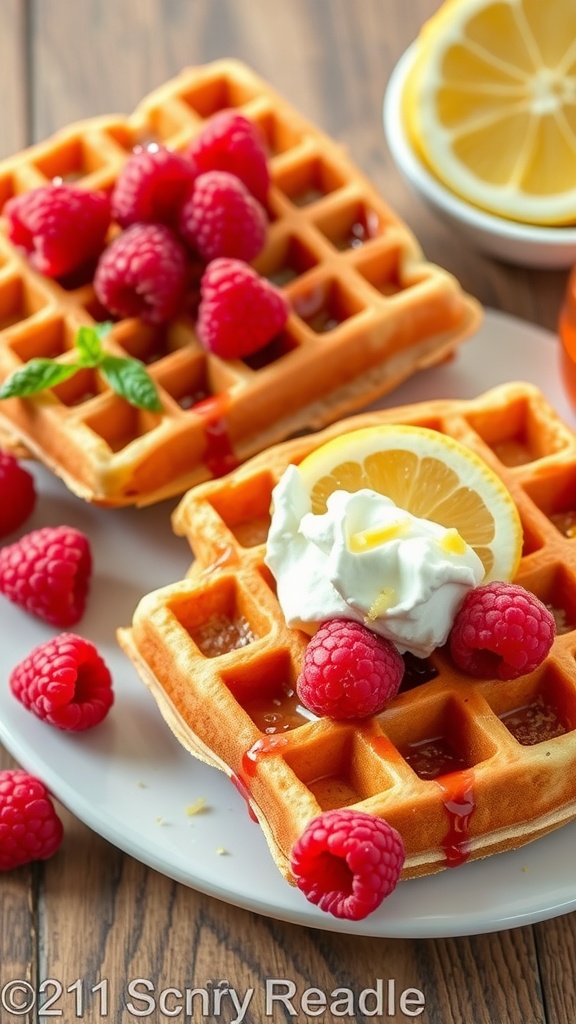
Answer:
[[75, 323, 110, 367], [100, 355, 163, 413], [0, 322, 163, 414], [0, 359, 79, 399]]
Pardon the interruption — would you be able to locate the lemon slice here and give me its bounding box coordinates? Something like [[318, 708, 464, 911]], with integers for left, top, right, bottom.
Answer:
[[403, 0, 576, 225], [297, 424, 523, 581]]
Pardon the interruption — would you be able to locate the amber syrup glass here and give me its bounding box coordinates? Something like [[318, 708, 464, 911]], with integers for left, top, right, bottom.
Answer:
[[559, 266, 576, 409]]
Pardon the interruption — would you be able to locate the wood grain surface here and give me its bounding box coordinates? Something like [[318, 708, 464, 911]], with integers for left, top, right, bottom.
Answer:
[[0, 2, 575, 1022]]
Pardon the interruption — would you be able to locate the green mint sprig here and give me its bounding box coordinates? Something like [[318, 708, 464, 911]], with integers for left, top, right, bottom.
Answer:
[[0, 322, 163, 413]]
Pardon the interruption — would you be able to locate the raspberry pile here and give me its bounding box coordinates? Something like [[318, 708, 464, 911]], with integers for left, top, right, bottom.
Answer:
[[449, 580, 556, 680], [0, 451, 36, 538], [296, 618, 405, 719], [10, 632, 114, 730], [5, 109, 289, 359], [290, 808, 405, 920], [0, 769, 63, 871], [0, 524, 92, 627]]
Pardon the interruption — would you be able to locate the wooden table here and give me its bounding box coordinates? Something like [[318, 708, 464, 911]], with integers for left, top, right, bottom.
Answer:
[[1, 2, 575, 1021]]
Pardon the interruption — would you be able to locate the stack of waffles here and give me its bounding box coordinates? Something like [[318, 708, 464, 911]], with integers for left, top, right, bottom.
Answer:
[[119, 381, 576, 885], [0, 60, 480, 507]]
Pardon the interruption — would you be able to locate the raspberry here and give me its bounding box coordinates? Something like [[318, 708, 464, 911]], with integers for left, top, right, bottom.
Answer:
[[111, 144, 196, 228], [10, 632, 114, 730], [197, 257, 289, 359], [290, 808, 405, 920], [94, 222, 188, 324], [179, 170, 267, 263], [0, 769, 63, 870], [296, 618, 404, 719], [0, 525, 92, 627], [187, 109, 270, 204], [0, 451, 36, 538], [4, 182, 110, 278], [449, 581, 556, 681]]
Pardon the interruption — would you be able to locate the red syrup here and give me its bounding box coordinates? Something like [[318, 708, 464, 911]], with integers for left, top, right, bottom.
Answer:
[[364, 728, 406, 767], [435, 769, 476, 868], [241, 734, 290, 779], [193, 395, 239, 478], [229, 773, 258, 823], [363, 727, 476, 867]]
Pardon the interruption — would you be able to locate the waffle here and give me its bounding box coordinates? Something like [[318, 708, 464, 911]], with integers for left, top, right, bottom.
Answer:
[[118, 381, 576, 898], [0, 60, 481, 507]]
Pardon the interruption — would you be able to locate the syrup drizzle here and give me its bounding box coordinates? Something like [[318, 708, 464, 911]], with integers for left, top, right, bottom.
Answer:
[[367, 729, 476, 866], [230, 773, 258, 822], [364, 728, 406, 766], [193, 395, 239, 478], [241, 734, 290, 778], [435, 770, 476, 868], [242, 687, 313, 735]]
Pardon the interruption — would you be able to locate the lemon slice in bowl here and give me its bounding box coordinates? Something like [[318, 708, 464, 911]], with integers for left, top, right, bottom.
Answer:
[[297, 424, 523, 582], [403, 0, 576, 225]]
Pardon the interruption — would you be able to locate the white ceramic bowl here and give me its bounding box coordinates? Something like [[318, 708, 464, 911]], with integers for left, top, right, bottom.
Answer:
[[383, 45, 576, 270]]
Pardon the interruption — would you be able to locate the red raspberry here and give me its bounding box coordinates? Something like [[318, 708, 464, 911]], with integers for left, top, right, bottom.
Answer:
[[187, 109, 270, 204], [197, 257, 289, 359], [94, 222, 188, 324], [0, 769, 63, 870], [0, 525, 91, 627], [4, 182, 110, 278], [290, 808, 405, 920], [10, 632, 114, 731], [0, 451, 36, 538], [111, 143, 196, 228], [179, 170, 267, 263], [296, 618, 404, 719], [449, 581, 556, 681]]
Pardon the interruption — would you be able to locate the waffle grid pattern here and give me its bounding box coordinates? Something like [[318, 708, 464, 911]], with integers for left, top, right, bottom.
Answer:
[[119, 383, 576, 882], [0, 60, 480, 506]]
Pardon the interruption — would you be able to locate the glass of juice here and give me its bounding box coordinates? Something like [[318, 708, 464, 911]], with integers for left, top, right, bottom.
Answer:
[[560, 266, 576, 408]]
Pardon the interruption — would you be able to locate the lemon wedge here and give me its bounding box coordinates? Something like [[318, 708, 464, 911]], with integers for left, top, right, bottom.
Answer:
[[297, 424, 523, 581], [403, 0, 576, 225]]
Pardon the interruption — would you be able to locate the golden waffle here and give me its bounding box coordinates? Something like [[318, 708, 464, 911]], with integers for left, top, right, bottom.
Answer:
[[0, 60, 480, 507], [119, 382, 576, 895]]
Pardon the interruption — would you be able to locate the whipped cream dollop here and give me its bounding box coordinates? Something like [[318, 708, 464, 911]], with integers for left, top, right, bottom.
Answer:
[[264, 465, 485, 658]]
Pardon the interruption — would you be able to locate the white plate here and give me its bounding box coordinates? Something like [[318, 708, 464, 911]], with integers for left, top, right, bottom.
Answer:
[[1, 308, 576, 939]]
